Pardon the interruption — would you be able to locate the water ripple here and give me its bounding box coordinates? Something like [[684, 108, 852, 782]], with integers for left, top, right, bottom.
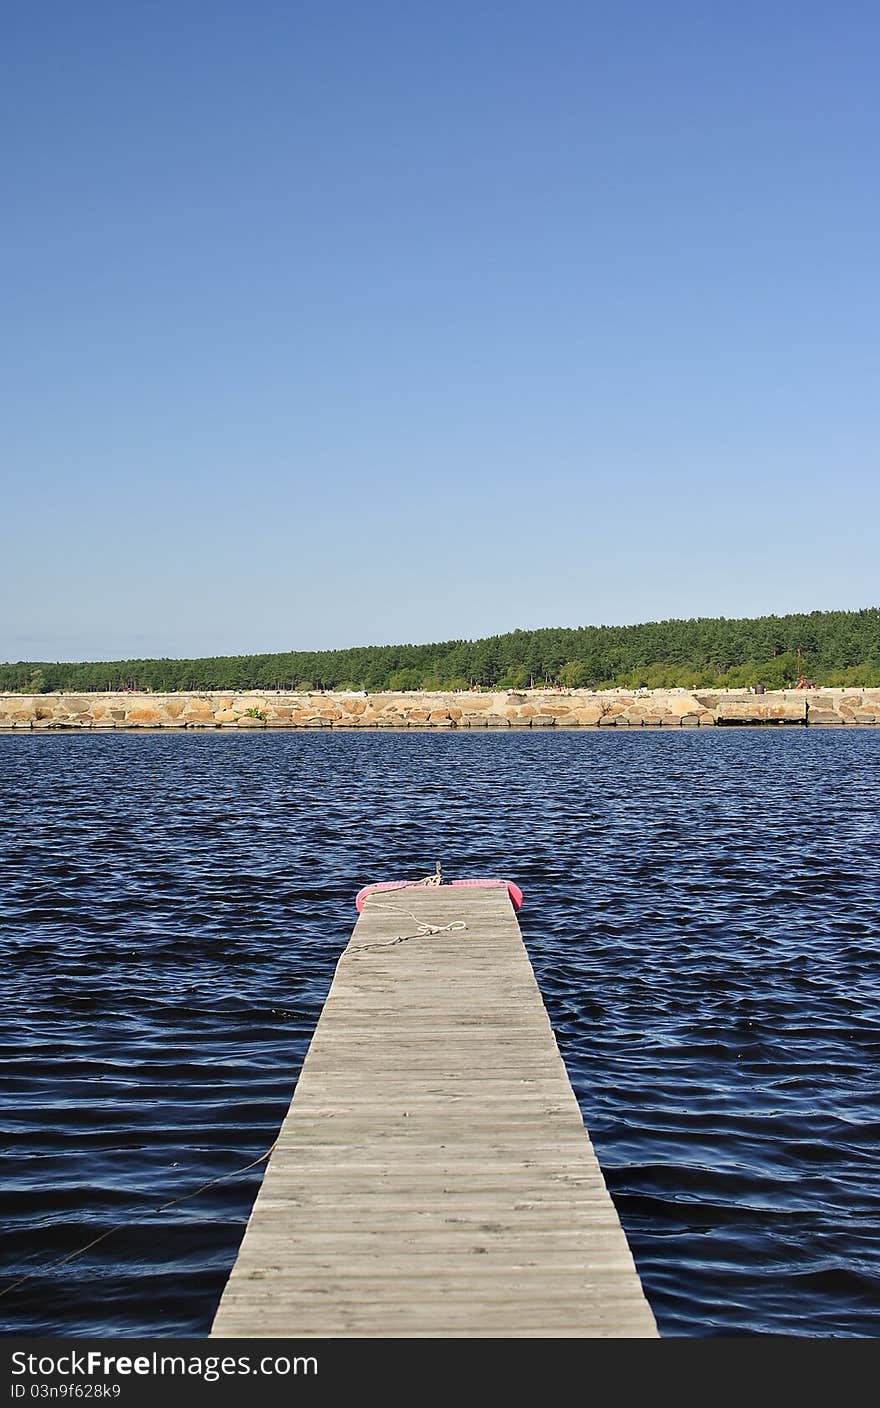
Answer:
[[0, 727, 878, 1336]]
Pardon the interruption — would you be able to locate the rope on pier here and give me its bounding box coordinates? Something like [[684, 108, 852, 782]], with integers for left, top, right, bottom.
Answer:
[[346, 898, 467, 956]]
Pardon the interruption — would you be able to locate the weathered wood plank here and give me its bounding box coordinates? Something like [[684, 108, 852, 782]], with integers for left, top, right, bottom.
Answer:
[[210, 885, 658, 1338]]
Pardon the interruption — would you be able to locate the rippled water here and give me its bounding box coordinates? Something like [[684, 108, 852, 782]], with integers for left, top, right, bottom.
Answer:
[[1, 728, 878, 1338]]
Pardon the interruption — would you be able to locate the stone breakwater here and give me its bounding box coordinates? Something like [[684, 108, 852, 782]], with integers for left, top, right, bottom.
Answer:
[[2, 688, 879, 730]]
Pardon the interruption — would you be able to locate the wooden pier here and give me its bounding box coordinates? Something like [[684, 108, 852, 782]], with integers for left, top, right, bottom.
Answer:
[[210, 883, 658, 1338]]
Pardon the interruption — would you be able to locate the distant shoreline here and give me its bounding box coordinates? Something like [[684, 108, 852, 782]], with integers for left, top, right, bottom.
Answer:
[[3, 611, 878, 698], [2, 687, 879, 730]]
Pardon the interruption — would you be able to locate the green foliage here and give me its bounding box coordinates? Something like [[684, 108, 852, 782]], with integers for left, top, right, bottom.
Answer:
[[557, 660, 591, 689], [23, 668, 47, 694], [386, 668, 424, 691], [244, 706, 267, 721], [2, 607, 879, 694]]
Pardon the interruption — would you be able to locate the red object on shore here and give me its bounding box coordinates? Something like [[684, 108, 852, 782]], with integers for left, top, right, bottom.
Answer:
[[355, 878, 524, 913]]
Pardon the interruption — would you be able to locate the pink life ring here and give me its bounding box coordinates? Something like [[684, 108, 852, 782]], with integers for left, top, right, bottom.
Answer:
[[355, 878, 523, 913]]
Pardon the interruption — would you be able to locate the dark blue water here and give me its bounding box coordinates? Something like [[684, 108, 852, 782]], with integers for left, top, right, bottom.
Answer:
[[1, 728, 878, 1338]]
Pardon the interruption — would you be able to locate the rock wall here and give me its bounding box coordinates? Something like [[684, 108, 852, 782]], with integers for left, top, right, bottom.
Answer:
[[1, 688, 879, 730]]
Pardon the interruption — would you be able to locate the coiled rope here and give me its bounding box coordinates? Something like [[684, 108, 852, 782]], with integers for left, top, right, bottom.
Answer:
[[346, 865, 467, 955], [347, 902, 467, 955]]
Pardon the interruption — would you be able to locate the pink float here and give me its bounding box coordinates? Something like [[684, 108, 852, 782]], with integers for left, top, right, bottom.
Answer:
[[355, 878, 523, 913]]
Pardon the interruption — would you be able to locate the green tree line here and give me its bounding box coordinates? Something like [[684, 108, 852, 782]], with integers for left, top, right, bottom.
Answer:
[[3, 608, 879, 694]]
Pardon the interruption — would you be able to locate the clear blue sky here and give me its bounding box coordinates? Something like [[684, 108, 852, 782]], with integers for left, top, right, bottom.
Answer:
[[2, 1, 878, 662]]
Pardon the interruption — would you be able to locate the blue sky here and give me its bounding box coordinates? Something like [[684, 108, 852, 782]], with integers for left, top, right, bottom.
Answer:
[[2, 1, 878, 662]]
